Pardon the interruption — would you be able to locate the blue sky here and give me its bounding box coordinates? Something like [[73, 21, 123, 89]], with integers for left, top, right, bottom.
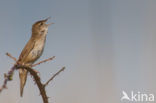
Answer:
[[1, 0, 156, 103]]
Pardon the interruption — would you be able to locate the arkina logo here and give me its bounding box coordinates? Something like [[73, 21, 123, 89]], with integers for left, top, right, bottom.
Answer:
[[121, 91, 154, 102]]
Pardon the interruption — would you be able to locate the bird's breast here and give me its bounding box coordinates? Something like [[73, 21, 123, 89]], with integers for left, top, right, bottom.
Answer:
[[27, 38, 46, 63]]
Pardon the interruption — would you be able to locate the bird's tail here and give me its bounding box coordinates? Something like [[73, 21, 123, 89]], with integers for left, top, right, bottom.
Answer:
[[19, 69, 28, 97]]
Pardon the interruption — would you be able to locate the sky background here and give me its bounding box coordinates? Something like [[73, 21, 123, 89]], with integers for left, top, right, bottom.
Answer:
[[0, 0, 156, 103]]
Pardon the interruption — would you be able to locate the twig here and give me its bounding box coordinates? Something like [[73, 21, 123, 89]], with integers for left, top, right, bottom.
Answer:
[[44, 67, 65, 87], [0, 65, 16, 93], [32, 56, 55, 67], [0, 53, 18, 92], [6, 52, 17, 62]]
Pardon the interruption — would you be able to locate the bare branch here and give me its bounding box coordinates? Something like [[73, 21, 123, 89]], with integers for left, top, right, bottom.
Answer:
[[15, 65, 65, 103], [44, 67, 65, 87], [0, 53, 18, 93], [6, 52, 17, 62], [32, 56, 55, 67], [16, 65, 49, 103], [1, 53, 65, 103], [0, 65, 16, 93]]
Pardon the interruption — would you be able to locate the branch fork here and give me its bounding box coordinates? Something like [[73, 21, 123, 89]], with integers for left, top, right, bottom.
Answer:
[[0, 52, 65, 103]]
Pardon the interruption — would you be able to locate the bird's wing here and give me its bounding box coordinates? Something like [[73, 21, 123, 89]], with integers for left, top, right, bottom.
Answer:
[[18, 38, 35, 62]]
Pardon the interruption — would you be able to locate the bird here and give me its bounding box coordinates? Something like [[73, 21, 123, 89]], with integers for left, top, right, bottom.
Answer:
[[17, 17, 54, 97]]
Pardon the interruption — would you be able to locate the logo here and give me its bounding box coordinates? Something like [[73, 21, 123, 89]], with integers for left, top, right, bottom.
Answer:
[[121, 91, 154, 102]]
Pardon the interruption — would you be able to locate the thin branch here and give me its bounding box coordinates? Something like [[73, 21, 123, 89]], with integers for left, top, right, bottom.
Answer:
[[0, 65, 16, 93], [44, 67, 65, 87], [0, 53, 17, 92], [32, 56, 55, 67], [6, 52, 17, 62]]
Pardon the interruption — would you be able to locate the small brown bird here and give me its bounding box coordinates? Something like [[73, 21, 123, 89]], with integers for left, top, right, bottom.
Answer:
[[17, 17, 54, 97]]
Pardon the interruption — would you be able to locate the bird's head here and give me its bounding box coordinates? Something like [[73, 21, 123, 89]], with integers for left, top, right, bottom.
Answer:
[[32, 17, 54, 37]]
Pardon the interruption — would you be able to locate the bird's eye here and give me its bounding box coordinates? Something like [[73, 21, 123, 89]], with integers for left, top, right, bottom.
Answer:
[[39, 22, 43, 26]]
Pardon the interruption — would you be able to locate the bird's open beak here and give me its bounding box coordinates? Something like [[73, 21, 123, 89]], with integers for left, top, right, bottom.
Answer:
[[47, 22, 55, 26], [44, 17, 51, 22], [44, 17, 55, 26]]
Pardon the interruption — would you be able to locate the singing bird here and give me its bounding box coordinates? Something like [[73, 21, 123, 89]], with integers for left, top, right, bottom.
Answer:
[[17, 17, 54, 97]]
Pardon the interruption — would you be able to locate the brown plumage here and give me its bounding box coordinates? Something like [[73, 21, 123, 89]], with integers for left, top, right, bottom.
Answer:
[[18, 17, 54, 97]]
